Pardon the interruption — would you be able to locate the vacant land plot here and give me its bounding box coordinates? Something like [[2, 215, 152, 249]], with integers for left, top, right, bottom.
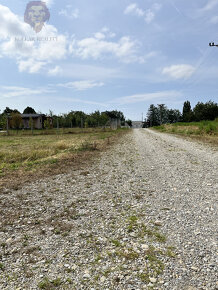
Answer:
[[153, 120, 218, 146], [0, 129, 217, 289], [0, 128, 128, 189]]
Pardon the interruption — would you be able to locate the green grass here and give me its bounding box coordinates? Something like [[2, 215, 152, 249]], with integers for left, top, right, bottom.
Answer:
[[111, 239, 122, 247], [0, 128, 126, 169], [0, 127, 129, 188], [153, 119, 218, 145], [154, 120, 218, 134], [38, 277, 63, 289], [0, 263, 5, 271]]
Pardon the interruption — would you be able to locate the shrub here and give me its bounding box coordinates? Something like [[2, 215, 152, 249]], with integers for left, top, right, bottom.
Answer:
[[205, 123, 216, 134]]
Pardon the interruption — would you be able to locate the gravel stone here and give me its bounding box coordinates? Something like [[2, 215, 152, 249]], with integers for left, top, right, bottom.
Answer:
[[0, 128, 217, 289]]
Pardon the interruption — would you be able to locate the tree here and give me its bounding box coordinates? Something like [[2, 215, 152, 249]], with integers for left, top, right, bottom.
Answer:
[[90, 111, 100, 127], [168, 109, 182, 123], [44, 119, 51, 130], [193, 101, 218, 121], [48, 110, 124, 129], [87, 111, 109, 127], [182, 101, 193, 122], [204, 101, 218, 120], [126, 119, 132, 127], [48, 110, 53, 117], [157, 104, 169, 124], [3, 107, 20, 114], [0, 114, 6, 129], [23, 106, 36, 114], [104, 110, 125, 122], [147, 104, 159, 127], [74, 111, 86, 128], [3, 107, 13, 114], [11, 113, 22, 132], [99, 112, 109, 127]]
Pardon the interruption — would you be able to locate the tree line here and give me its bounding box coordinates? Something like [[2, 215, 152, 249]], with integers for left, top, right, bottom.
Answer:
[[0, 106, 132, 129], [146, 100, 218, 127]]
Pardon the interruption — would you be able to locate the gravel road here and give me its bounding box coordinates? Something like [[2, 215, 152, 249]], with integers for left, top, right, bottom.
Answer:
[[0, 129, 217, 289]]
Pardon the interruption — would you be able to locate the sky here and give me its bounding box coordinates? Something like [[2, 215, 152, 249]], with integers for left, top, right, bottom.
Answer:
[[0, 0, 218, 120]]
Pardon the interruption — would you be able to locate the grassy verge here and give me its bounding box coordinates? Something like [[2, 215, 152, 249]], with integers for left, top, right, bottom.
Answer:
[[0, 128, 129, 190], [153, 120, 218, 146]]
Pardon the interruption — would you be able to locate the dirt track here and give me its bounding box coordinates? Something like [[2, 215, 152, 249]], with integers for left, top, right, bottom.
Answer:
[[0, 129, 217, 289], [134, 129, 217, 289]]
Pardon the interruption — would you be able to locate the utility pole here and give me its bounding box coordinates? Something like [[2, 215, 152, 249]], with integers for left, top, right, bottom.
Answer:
[[209, 42, 218, 47], [158, 104, 165, 125]]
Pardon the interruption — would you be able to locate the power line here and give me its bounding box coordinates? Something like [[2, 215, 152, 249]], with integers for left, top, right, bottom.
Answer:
[[209, 42, 218, 47]]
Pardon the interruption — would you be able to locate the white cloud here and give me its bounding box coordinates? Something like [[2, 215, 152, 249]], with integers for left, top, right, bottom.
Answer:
[[124, 3, 144, 17], [124, 3, 161, 23], [94, 32, 106, 40], [144, 10, 155, 24], [59, 7, 79, 19], [44, 0, 54, 8], [48, 66, 62, 76], [108, 32, 116, 38], [94, 32, 105, 39], [162, 64, 195, 80], [152, 3, 162, 11], [100, 27, 116, 38], [0, 4, 68, 73], [0, 85, 55, 99], [101, 27, 109, 33], [0, 5, 143, 73], [57, 80, 104, 91], [201, 0, 218, 12], [18, 59, 46, 73], [69, 29, 155, 64], [0, 4, 31, 39], [113, 90, 182, 104], [70, 32, 142, 63], [59, 63, 124, 80]]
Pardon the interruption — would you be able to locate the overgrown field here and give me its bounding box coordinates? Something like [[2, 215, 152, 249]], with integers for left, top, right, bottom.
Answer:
[[153, 119, 218, 145], [0, 128, 129, 189]]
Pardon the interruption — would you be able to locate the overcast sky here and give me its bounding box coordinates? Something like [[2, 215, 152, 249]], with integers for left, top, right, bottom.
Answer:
[[0, 0, 218, 120]]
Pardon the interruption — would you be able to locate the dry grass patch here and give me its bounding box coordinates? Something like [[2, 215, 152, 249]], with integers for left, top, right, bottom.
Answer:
[[0, 128, 130, 190], [153, 120, 218, 146]]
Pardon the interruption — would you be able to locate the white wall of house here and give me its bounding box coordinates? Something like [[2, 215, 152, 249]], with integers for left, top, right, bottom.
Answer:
[[22, 116, 43, 129]]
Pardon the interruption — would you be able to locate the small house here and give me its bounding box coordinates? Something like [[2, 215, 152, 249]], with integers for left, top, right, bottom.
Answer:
[[22, 114, 44, 129], [9, 114, 53, 129]]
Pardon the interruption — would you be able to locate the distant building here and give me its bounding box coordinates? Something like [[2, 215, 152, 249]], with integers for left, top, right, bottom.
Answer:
[[132, 121, 143, 128], [104, 118, 121, 130], [121, 122, 131, 128], [9, 114, 53, 129], [22, 114, 44, 129], [110, 118, 121, 130]]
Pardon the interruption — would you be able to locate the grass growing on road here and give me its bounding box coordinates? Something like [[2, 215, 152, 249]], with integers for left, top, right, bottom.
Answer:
[[153, 119, 218, 145], [0, 128, 128, 189]]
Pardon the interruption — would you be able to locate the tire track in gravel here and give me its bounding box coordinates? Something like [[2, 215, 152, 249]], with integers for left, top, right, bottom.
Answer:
[[133, 128, 218, 289]]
